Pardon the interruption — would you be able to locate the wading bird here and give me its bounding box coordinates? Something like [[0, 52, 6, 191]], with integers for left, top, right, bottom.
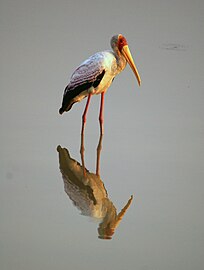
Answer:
[[59, 34, 141, 135]]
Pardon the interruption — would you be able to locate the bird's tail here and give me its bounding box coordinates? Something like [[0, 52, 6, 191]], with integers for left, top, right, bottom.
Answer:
[[59, 101, 76, 114], [59, 84, 73, 114], [59, 81, 90, 115], [59, 107, 64, 115]]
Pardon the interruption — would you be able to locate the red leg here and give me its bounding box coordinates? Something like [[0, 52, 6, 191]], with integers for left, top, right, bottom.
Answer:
[[99, 92, 105, 135], [80, 128, 86, 177], [80, 94, 91, 177], [96, 133, 103, 176], [81, 94, 91, 135]]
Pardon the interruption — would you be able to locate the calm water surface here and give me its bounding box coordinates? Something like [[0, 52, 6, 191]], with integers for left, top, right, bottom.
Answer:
[[1, 1, 204, 270]]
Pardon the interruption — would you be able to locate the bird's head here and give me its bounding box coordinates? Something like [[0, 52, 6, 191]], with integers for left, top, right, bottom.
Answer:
[[111, 34, 141, 86]]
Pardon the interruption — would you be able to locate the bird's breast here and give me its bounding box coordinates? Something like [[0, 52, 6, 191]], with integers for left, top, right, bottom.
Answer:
[[94, 74, 114, 95], [93, 51, 117, 94]]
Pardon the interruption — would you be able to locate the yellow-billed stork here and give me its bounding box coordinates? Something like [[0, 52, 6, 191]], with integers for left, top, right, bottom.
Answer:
[[59, 34, 141, 135]]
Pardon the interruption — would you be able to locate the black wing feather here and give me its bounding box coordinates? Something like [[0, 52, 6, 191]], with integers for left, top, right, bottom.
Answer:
[[59, 70, 105, 114]]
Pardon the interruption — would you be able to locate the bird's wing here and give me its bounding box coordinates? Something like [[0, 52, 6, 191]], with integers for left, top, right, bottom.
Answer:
[[66, 52, 107, 92], [59, 52, 115, 114]]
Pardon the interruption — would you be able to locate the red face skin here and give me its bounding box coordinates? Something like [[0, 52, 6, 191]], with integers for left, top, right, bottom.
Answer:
[[118, 35, 128, 52]]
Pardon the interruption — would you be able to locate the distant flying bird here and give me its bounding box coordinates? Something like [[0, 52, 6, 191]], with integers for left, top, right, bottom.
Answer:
[[59, 34, 141, 135]]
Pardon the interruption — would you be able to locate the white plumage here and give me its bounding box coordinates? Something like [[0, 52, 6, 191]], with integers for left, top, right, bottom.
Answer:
[[59, 34, 141, 135]]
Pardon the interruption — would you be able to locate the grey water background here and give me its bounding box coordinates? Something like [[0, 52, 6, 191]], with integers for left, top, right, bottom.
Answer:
[[1, 0, 204, 269]]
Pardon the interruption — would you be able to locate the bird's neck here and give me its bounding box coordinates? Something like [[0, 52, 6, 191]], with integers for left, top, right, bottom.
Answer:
[[114, 49, 127, 73]]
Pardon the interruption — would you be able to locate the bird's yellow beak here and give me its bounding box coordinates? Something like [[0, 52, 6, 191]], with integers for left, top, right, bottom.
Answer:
[[122, 45, 141, 86]]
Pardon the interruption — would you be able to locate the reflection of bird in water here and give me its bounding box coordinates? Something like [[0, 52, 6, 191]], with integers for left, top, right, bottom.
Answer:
[[59, 34, 141, 136], [57, 141, 133, 240]]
